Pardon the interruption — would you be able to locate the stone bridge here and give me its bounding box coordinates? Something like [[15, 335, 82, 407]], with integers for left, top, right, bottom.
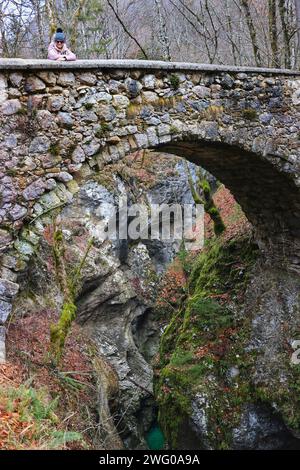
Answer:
[[0, 59, 300, 361]]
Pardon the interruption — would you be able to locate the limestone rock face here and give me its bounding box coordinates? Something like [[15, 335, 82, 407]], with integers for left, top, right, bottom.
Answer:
[[9, 72, 23, 88], [47, 95, 64, 112], [232, 404, 300, 450], [0, 279, 19, 340], [0, 300, 12, 324], [70, 157, 196, 447], [78, 72, 97, 85], [175, 265, 300, 450], [13, 151, 196, 448]]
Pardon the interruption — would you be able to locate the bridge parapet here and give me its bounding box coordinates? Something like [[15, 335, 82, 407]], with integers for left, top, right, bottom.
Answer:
[[1, 58, 300, 75]]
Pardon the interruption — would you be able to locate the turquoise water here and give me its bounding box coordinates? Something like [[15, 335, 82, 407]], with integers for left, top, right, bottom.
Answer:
[[146, 424, 165, 450]]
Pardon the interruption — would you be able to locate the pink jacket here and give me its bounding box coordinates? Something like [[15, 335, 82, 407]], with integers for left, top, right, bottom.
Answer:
[[48, 41, 76, 61]]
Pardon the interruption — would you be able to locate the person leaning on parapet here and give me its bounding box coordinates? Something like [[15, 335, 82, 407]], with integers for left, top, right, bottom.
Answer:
[[47, 28, 76, 61]]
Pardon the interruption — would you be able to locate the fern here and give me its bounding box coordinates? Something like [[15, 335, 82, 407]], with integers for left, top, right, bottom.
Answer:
[[49, 431, 83, 448]]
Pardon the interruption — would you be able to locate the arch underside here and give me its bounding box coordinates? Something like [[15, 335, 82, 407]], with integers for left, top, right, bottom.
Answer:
[[155, 139, 300, 269]]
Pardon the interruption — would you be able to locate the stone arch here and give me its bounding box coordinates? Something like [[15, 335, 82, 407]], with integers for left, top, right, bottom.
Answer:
[[5, 129, 299, 285], [93, 133, 300, 270], [156, 137, 300, 269]]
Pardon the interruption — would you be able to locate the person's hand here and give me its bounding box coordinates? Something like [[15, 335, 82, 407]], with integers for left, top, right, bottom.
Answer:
[[57, 56, 66, 61]]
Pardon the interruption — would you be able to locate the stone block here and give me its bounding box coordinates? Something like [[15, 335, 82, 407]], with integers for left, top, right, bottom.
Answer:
[[0, 327, 5, 363]]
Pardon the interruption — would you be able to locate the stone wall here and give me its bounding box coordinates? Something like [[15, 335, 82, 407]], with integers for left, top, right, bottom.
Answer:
[[0, 59, 300, 361]]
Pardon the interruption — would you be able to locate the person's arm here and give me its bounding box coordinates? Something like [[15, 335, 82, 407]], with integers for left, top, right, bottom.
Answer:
[[48, 44, 61, 60], [65, 48, 77, 61]]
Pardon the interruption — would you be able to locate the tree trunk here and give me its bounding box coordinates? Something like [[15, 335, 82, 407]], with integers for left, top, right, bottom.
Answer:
[[240, 0, 262, 66], [0, 8, 9, 57], [268, 0, 279, 67], [105, 0, 148, 59], [278, 0, 291, 68], [32, 0, 46, 57], [50, 220, 93, 363], [45, 0, 58, 39], [70, 0, 87, 51], [154, 0, 171, 60], [295, 0, 300, 58], [185, 163, 225, 237]]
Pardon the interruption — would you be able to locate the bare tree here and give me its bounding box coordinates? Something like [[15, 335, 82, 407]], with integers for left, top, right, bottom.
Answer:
[[0, 1, 10, 56], [154, 0, 171, 60], [105, 0, 149, 59], [279, 0, 291, 68], [240, 0, 262, 66], [0, 0, 40, 57], [295, 0, 300, 57], [268, 0, 279, 66], [69, 0, 88, 50], [45, 0, 58, 38]]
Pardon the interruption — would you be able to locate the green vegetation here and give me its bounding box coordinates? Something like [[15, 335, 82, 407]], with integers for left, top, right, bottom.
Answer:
[[95, 121, 110, 138], [50, 222, 93, 363], [16, 107, 27, 115], [0, 384, 83, 449], [155, 229, 300, 449], [5, 168, 18, 176], [170, 124, 180, 135], [177, 243, 192, 275], [50, 302, 77, 362], [243, 108, 258, 121], [49, 142, 60, 156], [170, 74, 180, 90], [189, 236, 257, 294], [5, 385, 59, 421], [155, 234, 259, 449], [188, 296, 233, 331], [170, 350, 194, 366], [185, 164, 225, 236]]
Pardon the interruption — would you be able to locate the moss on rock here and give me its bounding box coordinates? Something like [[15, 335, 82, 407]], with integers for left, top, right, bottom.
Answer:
[[154, 234, 260, 448], [50, 301, 77, 362]]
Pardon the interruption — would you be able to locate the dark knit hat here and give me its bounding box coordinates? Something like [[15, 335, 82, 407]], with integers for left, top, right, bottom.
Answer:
[[54, 28, 65, 42]]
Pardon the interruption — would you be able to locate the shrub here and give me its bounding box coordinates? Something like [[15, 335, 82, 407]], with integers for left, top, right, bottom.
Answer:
[[0, 384, 83, 449], [243, 108, 257, 121], [170, 74, 180, 90]]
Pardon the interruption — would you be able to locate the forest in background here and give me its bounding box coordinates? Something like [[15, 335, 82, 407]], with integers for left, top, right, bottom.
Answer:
[[0, 0, 300, 69]]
